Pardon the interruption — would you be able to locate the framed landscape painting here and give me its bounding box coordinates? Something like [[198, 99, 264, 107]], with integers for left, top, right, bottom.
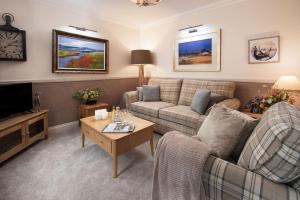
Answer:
[[52, 30, 109, 73], [248, 36, 280, 64], [174, 29, 221, 72]]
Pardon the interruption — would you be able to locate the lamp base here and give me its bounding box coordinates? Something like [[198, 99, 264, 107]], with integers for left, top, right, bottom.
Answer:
[[138, 64, 144, 86]]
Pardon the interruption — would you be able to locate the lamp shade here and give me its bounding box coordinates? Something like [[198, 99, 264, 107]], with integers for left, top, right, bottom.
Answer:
[[272, 75, 300, 90], [131, 50, 152, 65]]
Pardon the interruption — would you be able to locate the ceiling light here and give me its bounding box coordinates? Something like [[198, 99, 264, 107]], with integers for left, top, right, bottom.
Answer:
[[129, 0, 162, 7]]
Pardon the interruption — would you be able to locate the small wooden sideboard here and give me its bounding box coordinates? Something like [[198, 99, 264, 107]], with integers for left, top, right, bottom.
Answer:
[[242, 111, 263, 119], [79, 102, 109, 126], [0, 110, 48, 163], [79, 102, 109, 118]]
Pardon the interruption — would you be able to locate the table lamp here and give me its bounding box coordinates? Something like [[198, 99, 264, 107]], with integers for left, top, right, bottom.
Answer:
[[272, 75, 300, 90], [131, 50, 152, 86]]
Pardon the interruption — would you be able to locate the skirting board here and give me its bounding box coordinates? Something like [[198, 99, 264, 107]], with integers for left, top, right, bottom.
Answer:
[[48, 121, 79, 132]]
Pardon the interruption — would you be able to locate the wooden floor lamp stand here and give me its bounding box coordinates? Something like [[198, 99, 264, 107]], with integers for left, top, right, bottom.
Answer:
[[139, 64, 144, 87]]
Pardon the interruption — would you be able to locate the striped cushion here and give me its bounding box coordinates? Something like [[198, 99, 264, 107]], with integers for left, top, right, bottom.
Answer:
[[159, 105, 206, 129], [238, 102, 300, 188], [148, 78, 182, 104], [130, 101, 174, 118], [178, 79, 236, 106], [131, 111, 199, 136]]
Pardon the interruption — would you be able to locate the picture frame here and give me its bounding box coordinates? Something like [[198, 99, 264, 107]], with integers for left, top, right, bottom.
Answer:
[[174, 29, 221, 72], [248, 36, 280, 64], [52, 30, 109, 73]]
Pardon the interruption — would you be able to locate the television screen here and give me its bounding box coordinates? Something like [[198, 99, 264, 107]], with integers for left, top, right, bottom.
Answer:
[[0, 83, 33, 119]]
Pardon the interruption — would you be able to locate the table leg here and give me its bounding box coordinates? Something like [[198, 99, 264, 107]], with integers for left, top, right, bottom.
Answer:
[[150, 137, 154, 156], [112, 154, 118, 178], [82, 132, 85, 148], [112, 141, 118, 178]]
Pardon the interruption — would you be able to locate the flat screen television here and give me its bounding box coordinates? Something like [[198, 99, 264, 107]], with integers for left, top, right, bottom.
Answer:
[[0, 83, 33, 119]]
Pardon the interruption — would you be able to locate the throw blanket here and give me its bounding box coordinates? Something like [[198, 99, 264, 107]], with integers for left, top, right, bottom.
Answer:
[[152, 131, 212, 200]]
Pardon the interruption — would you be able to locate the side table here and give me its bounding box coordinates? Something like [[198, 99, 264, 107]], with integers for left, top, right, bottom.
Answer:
[[79, 102, 109, 125], [242, 111, 263, 119]]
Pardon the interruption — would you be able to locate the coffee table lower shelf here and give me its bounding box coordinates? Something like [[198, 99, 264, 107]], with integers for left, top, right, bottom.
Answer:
[[80, 116, 154, 178]]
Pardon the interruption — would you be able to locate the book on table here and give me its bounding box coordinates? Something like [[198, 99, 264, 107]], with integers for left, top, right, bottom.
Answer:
[[102, 122, 135, 133]]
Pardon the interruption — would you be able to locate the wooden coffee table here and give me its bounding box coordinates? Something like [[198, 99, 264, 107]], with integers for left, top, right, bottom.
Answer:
[[80, 114, 154, 178]]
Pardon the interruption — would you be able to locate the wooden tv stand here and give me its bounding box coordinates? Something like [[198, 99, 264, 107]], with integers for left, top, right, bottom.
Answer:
[[0, 110, 48, 163]]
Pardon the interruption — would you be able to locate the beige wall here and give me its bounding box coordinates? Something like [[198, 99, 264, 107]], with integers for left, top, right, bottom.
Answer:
[[1, 0, 300, 126], [140, 0, 300, 82], [0, 0, 140, 82], [2, 0, 299, 83]]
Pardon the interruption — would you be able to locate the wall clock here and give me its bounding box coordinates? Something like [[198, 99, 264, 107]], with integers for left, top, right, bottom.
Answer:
[[0, 13, 26, 61]]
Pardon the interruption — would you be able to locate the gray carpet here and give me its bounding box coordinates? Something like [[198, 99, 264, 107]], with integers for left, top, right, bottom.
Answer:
[[0, 125, 161, 200]]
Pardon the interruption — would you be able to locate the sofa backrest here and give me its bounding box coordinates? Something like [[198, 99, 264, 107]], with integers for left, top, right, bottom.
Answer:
[[148, 78, 182, 104], [178, 79, 236, 106]]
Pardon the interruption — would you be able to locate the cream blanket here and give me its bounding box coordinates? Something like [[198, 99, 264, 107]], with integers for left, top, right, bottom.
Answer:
[[152, 131, 212, 200]]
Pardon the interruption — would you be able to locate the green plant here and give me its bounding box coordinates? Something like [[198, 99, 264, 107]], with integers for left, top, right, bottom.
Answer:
[[72, 88, 103, 105], [260, 88, 296, 110]]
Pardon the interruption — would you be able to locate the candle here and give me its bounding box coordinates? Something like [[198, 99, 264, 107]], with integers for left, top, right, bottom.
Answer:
[[95, 109, 108, 120], [102, 110, 108, 119], [95, 110, 102, 120]]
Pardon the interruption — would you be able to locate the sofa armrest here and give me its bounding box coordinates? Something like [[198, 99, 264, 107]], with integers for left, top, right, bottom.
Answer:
[[203, 156, 299, 200], [218, 98, 241, 110], [124, 91, 138, 109]]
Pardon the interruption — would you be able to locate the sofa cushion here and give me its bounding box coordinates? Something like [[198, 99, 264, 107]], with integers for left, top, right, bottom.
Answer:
[[191, 89, 211, 114], [196, 105, 247, 159], [159, 105, 206, 129], [178, 79, 236, 106], [148, 78, 182, 104], [136, 87, 143, 101], [142, 85, 160, 101], [207, 93, 229, 108], [238, 102, 300, 184], [130, 101, 174, 118], [230, 110, 259, 161]]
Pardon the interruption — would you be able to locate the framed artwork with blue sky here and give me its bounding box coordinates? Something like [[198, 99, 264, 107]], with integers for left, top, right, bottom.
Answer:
[[52, 30, 109, 73], [174, 29, 221, 72]]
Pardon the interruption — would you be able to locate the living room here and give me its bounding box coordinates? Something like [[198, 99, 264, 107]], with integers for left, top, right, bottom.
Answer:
[[1, 0, 300, 199]]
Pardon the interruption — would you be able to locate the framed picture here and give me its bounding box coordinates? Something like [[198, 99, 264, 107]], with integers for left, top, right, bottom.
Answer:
[[248, 36, 280, 64], [174, 29, 221, 72], [52, 30, 109, 73]]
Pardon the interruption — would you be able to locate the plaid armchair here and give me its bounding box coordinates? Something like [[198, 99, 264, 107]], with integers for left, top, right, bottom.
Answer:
[[203, 156, 300, 200]]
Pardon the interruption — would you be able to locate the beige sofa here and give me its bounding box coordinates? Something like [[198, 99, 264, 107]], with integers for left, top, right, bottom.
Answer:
[[124, 78, 241, 135]]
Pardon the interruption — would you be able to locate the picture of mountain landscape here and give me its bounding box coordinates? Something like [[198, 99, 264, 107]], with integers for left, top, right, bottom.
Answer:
[[57, 35, 106, 71], [178, 38, 212, 65]]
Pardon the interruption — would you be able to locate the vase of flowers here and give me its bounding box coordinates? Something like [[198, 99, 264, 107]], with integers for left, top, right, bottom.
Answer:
[[260, 88, 296, 111], [72, 88, 103, 105]]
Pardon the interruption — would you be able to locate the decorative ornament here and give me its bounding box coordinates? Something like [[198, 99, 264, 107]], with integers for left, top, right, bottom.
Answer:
[[0, 13, 27, 61]]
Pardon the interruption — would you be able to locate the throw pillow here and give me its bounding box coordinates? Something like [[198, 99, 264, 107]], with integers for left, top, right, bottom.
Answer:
[[207, 93, 229, 109], [142, 85, 160, 102], [195, 105, 247, 159], [191, 89, 211, 114], [136, 87, 143, 101], [238, 102, 300, 186], [229, 110, 259, 161]]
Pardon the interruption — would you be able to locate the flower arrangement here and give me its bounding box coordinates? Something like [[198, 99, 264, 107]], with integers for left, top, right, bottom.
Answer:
[[72, 88, 103, 105], [259, 89, 296, 110]]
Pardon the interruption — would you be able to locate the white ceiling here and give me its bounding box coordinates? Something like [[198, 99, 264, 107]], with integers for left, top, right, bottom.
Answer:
[[38, 0, 227, 29]]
